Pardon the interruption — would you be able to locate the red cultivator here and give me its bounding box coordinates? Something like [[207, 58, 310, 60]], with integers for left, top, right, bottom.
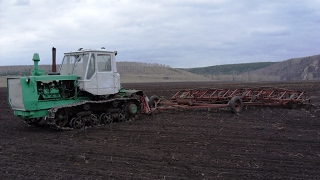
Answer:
[[148, 87, 311, 113]]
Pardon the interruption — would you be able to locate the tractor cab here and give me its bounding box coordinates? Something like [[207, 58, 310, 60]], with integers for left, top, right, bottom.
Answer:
[[59, 48, 121, 95]]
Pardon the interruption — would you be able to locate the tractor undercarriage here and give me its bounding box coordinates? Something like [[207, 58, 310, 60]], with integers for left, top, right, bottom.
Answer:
[[44, 98, 143, 130]]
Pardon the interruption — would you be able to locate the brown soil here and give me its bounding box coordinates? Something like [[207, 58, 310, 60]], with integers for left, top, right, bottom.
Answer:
[[0, 81, 320, 179]]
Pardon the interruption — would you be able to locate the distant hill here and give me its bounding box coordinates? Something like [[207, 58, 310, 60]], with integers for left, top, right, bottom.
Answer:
[[181, 62, 276, 75], [181, 54, 320, 81], [181, 62, 280, 81], [245, 54, 320, 81], [0, 62, 211, 83], [1, 54, 319, 82], [116, 62, 211, 82]]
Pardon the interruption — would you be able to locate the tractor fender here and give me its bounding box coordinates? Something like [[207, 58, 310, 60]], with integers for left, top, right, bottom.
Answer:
[[124, 90, 144, 97]]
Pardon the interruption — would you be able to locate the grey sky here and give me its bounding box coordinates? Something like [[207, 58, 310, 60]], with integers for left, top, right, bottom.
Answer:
[[0, 0, 319, 68]]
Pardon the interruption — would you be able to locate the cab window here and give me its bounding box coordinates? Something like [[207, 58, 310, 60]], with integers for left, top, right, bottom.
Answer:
[[97, 54, 111, 72], [86, 54, 95, 79]]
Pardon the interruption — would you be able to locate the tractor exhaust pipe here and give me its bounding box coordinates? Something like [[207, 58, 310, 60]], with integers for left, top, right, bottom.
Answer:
[[52, 47, 56, 72]]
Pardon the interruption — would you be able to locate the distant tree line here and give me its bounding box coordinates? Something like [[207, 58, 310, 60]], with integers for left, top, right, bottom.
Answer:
[[1, 58, 318, 81], [0, 62, 171, 76], [183, 62, 276, 75], [0, 65, 60, 76], [0, 71, 30, 76], [117, 62, 171, 68], [205, 74, 281, 81]]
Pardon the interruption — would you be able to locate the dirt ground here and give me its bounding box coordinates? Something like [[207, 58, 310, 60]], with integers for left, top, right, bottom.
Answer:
[[0, 81, 319, 179]]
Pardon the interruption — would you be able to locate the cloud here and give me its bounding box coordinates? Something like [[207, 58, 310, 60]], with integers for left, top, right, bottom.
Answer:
[[250, 27, 290, 36], [14, 0, 30, 6], [0, 0, 319, 68]]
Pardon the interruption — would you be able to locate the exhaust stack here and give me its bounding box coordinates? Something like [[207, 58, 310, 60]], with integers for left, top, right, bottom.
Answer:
[[52, 47, 56, 72]]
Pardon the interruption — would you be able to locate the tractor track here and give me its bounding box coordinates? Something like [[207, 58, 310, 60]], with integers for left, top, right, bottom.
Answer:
[[46, 98, 141, 131]]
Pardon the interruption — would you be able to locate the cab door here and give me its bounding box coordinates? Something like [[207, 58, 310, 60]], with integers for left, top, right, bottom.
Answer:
[[96, 53, 120, 95], [83, 53, 98, 94]]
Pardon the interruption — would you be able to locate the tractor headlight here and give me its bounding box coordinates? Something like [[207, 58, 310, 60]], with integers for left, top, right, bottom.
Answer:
[[26, 77, 30, 83]]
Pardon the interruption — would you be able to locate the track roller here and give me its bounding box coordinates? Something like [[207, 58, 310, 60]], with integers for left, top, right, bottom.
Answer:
[[89, 114, 100, 126], [70, 117, 85, 129], [118, 112, 126, 121], [100, 113, 113, 124]]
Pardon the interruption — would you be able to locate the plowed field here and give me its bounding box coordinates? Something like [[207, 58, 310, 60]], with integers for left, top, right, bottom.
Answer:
[[0, 81, 319, 179]]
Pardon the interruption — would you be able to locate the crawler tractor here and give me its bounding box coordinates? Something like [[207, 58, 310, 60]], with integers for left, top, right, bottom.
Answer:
[[7, 48, 151, 130], [7, 48, 311, 130]]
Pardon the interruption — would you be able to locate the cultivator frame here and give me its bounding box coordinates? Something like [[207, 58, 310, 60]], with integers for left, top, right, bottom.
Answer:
[[150, 87, 311, 113]]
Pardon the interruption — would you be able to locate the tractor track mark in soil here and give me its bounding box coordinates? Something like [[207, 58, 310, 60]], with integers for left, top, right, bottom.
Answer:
[[1, 81, 320, 179]]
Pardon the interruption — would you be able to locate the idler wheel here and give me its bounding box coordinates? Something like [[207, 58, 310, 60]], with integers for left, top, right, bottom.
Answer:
[[127, 102, 138, 115], [55, 109, 69, 127]]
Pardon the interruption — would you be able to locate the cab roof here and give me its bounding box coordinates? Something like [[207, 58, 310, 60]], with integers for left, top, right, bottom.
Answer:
[[64, 48, 117, 55]]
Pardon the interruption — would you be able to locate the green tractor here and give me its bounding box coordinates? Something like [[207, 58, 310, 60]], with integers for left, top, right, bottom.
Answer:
[[7, 48, 151, 130]]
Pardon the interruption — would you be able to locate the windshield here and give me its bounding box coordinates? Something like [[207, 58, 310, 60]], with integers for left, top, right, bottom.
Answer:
[[60, 53, 89, 80], [60, 55, 75, 75]]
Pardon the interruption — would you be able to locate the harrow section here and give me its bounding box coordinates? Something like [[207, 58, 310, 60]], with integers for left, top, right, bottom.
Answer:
[[150, 87, 311, 113]]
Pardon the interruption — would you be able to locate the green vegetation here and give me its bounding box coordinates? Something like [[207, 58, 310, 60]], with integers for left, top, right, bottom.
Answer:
[[181, 62, 277, 75]]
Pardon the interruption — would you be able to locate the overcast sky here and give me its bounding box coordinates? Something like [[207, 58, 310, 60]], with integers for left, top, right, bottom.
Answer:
[[0, 0, 319, 68]]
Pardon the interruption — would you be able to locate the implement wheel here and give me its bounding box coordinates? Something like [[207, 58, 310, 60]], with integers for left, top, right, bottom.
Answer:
[[288, 101, 299, 109], [229, 96, 243, 113], [148, 95, 160, 108]]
